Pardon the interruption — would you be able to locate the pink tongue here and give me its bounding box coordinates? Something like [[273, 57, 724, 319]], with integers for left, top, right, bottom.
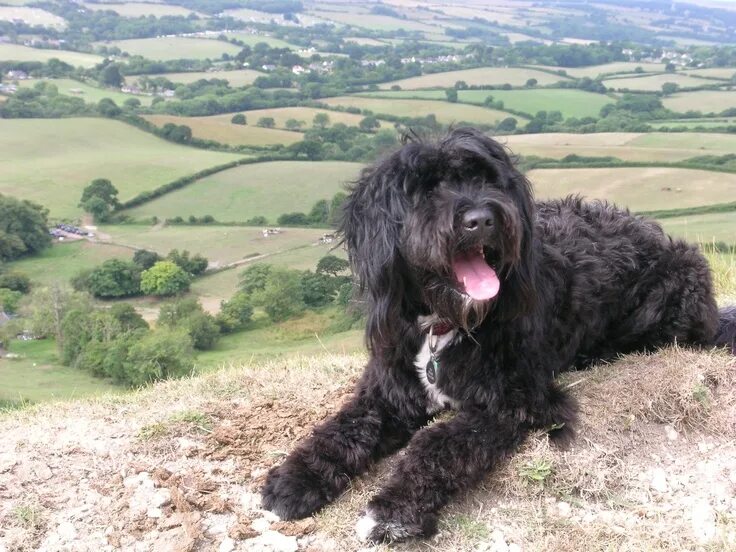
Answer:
[[452, 251, 500, 301]]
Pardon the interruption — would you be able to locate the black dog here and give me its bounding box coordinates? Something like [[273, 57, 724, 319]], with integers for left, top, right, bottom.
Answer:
[[262, 128, 736, 542]]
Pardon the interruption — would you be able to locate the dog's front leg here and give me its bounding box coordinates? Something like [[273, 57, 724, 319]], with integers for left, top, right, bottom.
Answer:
[[262, 365, 428, 520], [356, 407, 527, 543]]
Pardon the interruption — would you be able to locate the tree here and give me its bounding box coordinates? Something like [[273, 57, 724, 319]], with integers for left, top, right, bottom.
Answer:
[[80, 178, 119, 209], [167, 249, 208, 275], [109, 303, 148, 332], [133, 249, 161, 270], [526, 78, 538, 87], [308, 199, 329, 224], [239, 264, 274, 295], [444, 88, 458, 103], [661, 82, 680, 95], [99, 64, 123, 88], [257, 116, 276, 128], [300, 271, 333, 307], [497, 117, 518, 131], [20, 285, 92, 350], [252, 268, 305, 322], [231, 113, 247, 125], [0, 194, 51, 261], [288, 139, 323, 160], [140, 261, 191, 296], [123, 98, 141, 110], [358, 116, 380, 132], [97, 98, 121, 117], [0, 271, 31, 293], [0, 288, 22, 314], [316, 255, 349, 277], [82, 259, 141, 298], [328, 192, 347, 227], [665, 62, 676, 72], [158, 297, 202, 327], [277, 212, 310, 225], [313, 112, 330, 129], [123, 329, 194, 387], [285, 118, 305, 130], [185, 312, 220, 350], [216, 291, 253, 333]]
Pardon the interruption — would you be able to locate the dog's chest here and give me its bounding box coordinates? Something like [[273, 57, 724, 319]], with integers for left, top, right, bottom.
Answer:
[[414, 328, 462, 414]]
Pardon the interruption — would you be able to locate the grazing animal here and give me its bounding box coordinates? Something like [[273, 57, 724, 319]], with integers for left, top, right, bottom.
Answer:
[[261, 127, 736, 543]]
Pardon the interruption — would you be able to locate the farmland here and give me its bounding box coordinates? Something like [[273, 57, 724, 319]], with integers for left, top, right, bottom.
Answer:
[[529, 62, 665, 78], [378, 67, 571, 89], [363, 88, 615, 119], [320, 96, 522, 125], [82, 2, 199, 17], [0, 6, 65, 28], [220, 31, 299, 50], [0, 43, 102, 67], [19, 78, 156, 105], [143, 114, 303, 146], [660, 213, 736, 245], [662, 90, 736, 114], [127, 69, 265, 87], [125, 160, 362, 222], [529, 167, 736, 212], [0, 118, 242, 218], [602, 72, 717, 91], [100, 37, 242, 61]]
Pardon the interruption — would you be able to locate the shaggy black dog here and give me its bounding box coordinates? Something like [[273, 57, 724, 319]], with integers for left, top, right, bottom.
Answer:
[[262, 127, 736, 543]]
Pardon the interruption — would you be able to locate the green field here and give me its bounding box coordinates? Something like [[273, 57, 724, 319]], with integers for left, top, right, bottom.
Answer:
[[0, 340, 118, 406], [310, 9, 445, 33], [143, 114, 303, 146], [128, 69, 265, 87], [321, 96, 522, 125], [101, 37, 242, 61], [603, 72, 716, 91], [662, 90, 736, 114], [220, 31, 299, 50], [0, 118, 242, 218], [649, 118, 736, 129], [505, 132, 736, 161], [8, 240, 134, 287], [529, 167, 736, 212], [529, 62, 666, 78], [0, 43, 102, 67], [659, 213, 736, 245], [681, 67, 736, 80], [126, 160, 361, 222], [0, 6, 65, 28], [19, 78, 156, 105], [378, 66, 570, 89], [363, 88, 614, 119], [83, 2, 199, 17]]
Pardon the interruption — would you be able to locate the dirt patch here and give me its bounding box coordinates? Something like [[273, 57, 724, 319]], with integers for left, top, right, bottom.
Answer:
[[0, 350, 735, 551]]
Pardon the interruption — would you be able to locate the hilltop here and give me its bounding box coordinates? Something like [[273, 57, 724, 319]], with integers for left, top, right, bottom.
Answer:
[[1, 347, 734, 551]]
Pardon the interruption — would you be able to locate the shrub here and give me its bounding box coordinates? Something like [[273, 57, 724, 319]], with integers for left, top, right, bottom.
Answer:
[[231, 113, 247, 125], [140, 261, 191, 296]]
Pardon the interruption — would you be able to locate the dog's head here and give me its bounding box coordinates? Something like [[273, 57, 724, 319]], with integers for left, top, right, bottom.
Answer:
[[341, 128, 537, 351]]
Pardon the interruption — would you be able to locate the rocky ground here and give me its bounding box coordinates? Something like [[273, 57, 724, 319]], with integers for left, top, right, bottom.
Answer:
[[0, 348, 734, 551]]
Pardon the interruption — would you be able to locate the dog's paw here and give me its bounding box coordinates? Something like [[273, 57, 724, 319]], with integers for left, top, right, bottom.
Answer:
[[261, 460, 330, 520], [355, 506, 438, 544]]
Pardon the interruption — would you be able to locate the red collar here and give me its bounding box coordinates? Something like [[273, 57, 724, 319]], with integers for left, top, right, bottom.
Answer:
[[428, 322, 455, 336]]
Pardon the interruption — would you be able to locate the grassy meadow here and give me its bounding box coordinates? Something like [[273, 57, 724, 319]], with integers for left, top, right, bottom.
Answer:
[[662, 90, 736, 114], [528, 61, 666, 78], [82, 2, 199, 17], [378, 67, 571, 89], [0, 118, 242, 218], [101, 37, 242, 61], [19, 78, 156, 105], [660, 213, 736, 245], [127, 69, 265, 87], [143, 114, 303, 146], [0, 6, 65, 28], [125, 160, 361, 222], [362, 88, 614, 118], [602, 72, 717, 91], [320, 96, 522, 124], [0, 43, 102, 67], [221, 31, 299, 49]]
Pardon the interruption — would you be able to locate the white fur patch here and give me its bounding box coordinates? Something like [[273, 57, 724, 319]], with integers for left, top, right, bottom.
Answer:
[[415, 317, 462, 414], [355, 511, 377, 542]]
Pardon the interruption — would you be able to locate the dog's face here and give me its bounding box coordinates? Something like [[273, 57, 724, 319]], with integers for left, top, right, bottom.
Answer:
[[341, 128, 537, 348]]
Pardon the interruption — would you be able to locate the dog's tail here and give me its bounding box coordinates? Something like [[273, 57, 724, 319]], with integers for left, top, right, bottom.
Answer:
[[715, 306, 736, 354]]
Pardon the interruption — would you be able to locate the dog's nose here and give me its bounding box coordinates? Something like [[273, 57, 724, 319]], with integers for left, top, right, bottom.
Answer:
[[462, 208, 493, 236]]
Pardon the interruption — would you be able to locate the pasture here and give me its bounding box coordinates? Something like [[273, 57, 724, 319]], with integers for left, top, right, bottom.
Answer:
[[221, 31, 299, 50], [19, 78, 156, 105], [529, 61, 665, 78], [505, 132, 736, 162], [0, 6, 65, 28], [143, 114, 303, 146], [9, 240, 134, 288], [363, 88, 614, 119], [320, 96, 522, 125], [649, 118, 736, 129], [0, 118, 242, 218], [659, 213, 736, 245], [232, 106, 382, 129], [378, 67, 570, 89], [662, 90, 736, 114], [0, 43, 102, 67], [681, 68, 736, 80], [0, 340, 117, 406], [309, 9, 445, 33], [529, 167, 736, 212], [125, 160, 362, 223], [129, 69, 264, 87], [82, 2, 199, 17], [602, 72, 716, 91], [101, 37, 242, 61]]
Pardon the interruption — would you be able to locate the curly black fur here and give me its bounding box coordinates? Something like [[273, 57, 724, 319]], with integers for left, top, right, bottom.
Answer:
[[262, 128, 736, 542]]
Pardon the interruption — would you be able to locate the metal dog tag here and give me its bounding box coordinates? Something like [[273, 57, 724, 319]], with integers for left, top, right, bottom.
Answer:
[[426, 357, 438, 384]]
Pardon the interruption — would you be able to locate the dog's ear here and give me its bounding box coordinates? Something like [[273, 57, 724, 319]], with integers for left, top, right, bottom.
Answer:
[[339, 148, 422, 351]]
